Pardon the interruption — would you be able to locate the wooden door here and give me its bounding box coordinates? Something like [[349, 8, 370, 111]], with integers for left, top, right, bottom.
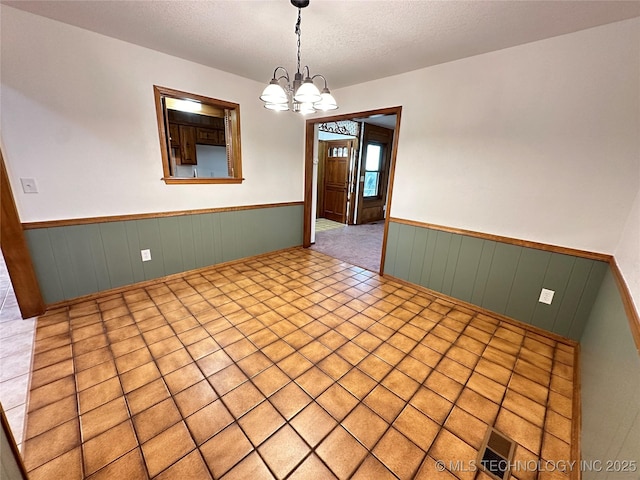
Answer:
[[356, 124, 393, 224], [322, 140, 353, 224]]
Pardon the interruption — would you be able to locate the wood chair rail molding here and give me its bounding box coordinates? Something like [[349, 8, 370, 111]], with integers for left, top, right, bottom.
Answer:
[[389, 217, 613, 263]]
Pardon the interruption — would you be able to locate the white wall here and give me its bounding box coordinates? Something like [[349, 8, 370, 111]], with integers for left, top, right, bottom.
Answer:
[[330, 18, 640, 258], [3, 8, 638, 306], [0, 6, 304, 222]]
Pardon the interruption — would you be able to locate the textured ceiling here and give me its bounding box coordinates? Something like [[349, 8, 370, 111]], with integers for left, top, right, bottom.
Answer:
[[3, 0, 640, 89]]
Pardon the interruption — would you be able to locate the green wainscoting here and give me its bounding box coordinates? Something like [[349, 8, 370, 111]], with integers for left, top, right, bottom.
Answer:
[[384, 221, 608, 340], [580, 269, 640, 477], [25, 204, 303, 304]]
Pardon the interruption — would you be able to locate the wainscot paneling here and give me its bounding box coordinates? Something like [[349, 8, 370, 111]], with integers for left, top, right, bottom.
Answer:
[[25, 204, 303, 304], [580, 268, 640, 477], [384, 221, 608, 340]]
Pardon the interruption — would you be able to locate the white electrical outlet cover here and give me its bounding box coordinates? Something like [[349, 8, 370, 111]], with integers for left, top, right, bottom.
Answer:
[[141, 249, 152, 262], [539, 288, 555, 305], [20, 178, 38, 193]]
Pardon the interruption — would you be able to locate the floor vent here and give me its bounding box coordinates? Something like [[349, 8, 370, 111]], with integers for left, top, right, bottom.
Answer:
[[478, 428, 516, 480]]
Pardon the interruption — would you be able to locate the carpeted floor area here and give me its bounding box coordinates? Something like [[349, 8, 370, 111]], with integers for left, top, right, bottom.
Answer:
[[311, 221, 384, 273]]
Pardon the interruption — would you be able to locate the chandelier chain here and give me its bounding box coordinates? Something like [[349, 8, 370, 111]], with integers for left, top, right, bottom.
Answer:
[[295, 8, 302, 74], [259, 1, 337, 113]]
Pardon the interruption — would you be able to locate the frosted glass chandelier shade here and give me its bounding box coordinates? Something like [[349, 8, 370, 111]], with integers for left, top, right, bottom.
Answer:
[[314, 89, 338, 111], [260, 81, 288, 104], [293, 80, 321, 103]]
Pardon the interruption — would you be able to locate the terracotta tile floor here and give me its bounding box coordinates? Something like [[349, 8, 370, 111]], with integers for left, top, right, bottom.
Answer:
[[21, 248, 576, 479]]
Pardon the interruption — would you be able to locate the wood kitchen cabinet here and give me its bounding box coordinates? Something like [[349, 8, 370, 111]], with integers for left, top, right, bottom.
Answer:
[[179, 125, 197, 165], [168, 124, 180, 148], [196, 127, 224, 146], [166, 110, 225, 166]]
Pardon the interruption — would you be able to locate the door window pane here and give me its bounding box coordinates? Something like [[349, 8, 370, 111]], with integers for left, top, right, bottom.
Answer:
[[365, 144, 382, 171], [364, 143, 383, 198], [364, 172, 379, 197]]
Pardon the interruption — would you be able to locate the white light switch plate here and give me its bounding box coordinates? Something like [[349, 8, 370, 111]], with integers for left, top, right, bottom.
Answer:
[[539, 288, 555, 305], [20, 178, 38, 193], [141, 249, 152, 262]]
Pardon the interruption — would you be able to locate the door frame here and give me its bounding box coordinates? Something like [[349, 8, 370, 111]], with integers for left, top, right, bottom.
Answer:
[[0, 148, 46, 318], [303, 106, 402, 274]]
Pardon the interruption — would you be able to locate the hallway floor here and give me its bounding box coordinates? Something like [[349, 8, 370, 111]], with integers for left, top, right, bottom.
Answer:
[[15, 248, 575, 479], [0, 253, 37, 453]]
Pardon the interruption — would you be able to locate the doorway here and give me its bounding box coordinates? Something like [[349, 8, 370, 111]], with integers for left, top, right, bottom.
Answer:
[[318, 138, 356, 224], [303, 107, 402, 273]]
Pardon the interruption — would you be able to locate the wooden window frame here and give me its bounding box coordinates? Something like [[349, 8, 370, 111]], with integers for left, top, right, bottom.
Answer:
[[363, 141, 385, 200], [153, 85, 243, 184]]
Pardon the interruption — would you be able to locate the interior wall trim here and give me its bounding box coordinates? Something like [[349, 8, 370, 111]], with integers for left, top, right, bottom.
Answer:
[[610, 259, 640, 353], [44, 246, 302, 310], [22, 201, 304, 230], [0, 148, 46, 318], [389, 217, 613, 263], [379, 109, 402, 276]]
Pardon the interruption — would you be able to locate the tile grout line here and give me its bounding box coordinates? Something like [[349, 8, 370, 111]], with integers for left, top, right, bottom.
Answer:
[[18, 249, 578, 480], [367, 303, 484, 480], [210, 256, 400, 479], [176, 271, 281, 480], [99, 291, 154, 479], [222, 258, 382, 479]]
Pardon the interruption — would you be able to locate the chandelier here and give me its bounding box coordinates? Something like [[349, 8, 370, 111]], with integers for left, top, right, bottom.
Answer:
[[259, 0, 338, 114]]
